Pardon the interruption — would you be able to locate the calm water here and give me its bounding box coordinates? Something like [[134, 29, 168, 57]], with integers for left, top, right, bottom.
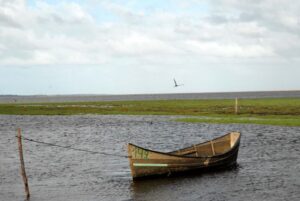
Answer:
[[0, 115, 299, 201], [1, 90, 300, 103]]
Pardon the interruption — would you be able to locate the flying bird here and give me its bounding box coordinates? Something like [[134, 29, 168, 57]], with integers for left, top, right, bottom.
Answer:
[[173, 78, 184, 87]]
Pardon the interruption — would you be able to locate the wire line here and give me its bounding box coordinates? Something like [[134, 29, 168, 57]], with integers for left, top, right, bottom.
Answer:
[[16, 136, 128, 158]]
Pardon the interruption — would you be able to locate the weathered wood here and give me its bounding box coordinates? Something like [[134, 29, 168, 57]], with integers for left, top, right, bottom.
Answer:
[[193, 145, 198, 157], [210, 141, 215, 156], [17, 128, 30, 200], [128, 132, 241, 179]]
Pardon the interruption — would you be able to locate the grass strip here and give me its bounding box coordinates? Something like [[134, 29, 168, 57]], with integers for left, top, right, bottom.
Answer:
[[175, 116, 300, 127], [0, 98, 299, 126]]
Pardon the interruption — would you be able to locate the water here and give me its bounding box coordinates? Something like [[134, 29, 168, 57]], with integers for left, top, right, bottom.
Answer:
[[0, 90, 300, 103], [0, 115, 299, 201]]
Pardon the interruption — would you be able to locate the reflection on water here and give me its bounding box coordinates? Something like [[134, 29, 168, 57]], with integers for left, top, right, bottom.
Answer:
[[131, 166, 240, 201], [0, 115, 299, 201]]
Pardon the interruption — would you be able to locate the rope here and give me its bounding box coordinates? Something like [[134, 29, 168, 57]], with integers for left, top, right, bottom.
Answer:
[[16, 136, 128, 158]]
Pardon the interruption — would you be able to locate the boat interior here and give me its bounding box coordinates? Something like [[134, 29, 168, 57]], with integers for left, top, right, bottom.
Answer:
[[170, 132, 240, 157]]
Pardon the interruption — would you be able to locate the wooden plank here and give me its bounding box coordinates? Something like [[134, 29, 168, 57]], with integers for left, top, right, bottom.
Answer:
[[133, 163, 168, 167]]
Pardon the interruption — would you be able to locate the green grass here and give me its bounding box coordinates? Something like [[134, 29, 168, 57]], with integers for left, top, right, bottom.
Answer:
[[0, 98, 299, 126], [176, 116, 300, 127]]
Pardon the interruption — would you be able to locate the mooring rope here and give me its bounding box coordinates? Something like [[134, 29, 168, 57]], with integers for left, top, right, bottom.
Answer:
[[16, 136, 128, 158]]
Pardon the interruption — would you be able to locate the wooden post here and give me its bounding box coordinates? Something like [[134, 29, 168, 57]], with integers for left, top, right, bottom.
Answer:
[[17, 128, 30, 200], [235, 97, 238, 114], [193, 145, 198, 157]]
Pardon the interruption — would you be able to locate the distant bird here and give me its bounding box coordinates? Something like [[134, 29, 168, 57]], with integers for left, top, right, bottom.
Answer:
[[173, 78, 184, 87]]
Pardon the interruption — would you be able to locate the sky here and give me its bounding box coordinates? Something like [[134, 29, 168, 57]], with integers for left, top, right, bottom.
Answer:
[[0, 0, 299, 95]]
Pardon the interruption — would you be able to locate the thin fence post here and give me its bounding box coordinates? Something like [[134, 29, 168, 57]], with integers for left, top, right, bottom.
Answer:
[[235, 97, 238, 114], [17, 128, 30, 200]]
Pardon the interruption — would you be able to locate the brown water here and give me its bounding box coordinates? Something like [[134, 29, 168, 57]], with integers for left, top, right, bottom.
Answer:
[[0, 115, 299, 201]]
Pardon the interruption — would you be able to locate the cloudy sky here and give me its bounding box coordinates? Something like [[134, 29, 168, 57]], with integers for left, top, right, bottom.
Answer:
[[0, 0, 299, 95]]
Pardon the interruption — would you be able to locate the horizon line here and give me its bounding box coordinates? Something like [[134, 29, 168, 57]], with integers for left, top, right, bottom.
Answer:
[[1, 89, 300, 97]]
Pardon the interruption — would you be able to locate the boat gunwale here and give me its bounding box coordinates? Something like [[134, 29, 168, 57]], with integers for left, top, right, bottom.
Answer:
[[128, 131, 241, 159]]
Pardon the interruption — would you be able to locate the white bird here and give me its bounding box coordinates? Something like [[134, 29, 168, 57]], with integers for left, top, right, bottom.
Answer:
[[173, 78, 184, 87]]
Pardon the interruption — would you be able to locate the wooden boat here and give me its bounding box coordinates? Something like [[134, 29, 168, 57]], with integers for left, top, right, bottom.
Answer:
[[128, 131, 241, 179]]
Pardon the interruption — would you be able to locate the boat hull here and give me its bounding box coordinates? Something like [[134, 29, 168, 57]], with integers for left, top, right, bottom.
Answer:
[[128, 132, 241, 179]]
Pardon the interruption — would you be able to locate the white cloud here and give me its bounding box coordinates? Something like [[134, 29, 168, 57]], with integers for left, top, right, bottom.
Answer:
[[184, 40, 273, 57], [0, 0, 299, 94], [1, 0, 299, 66]]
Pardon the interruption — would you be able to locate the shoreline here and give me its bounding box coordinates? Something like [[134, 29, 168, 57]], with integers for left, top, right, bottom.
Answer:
[[0, 97, 299, 127]]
